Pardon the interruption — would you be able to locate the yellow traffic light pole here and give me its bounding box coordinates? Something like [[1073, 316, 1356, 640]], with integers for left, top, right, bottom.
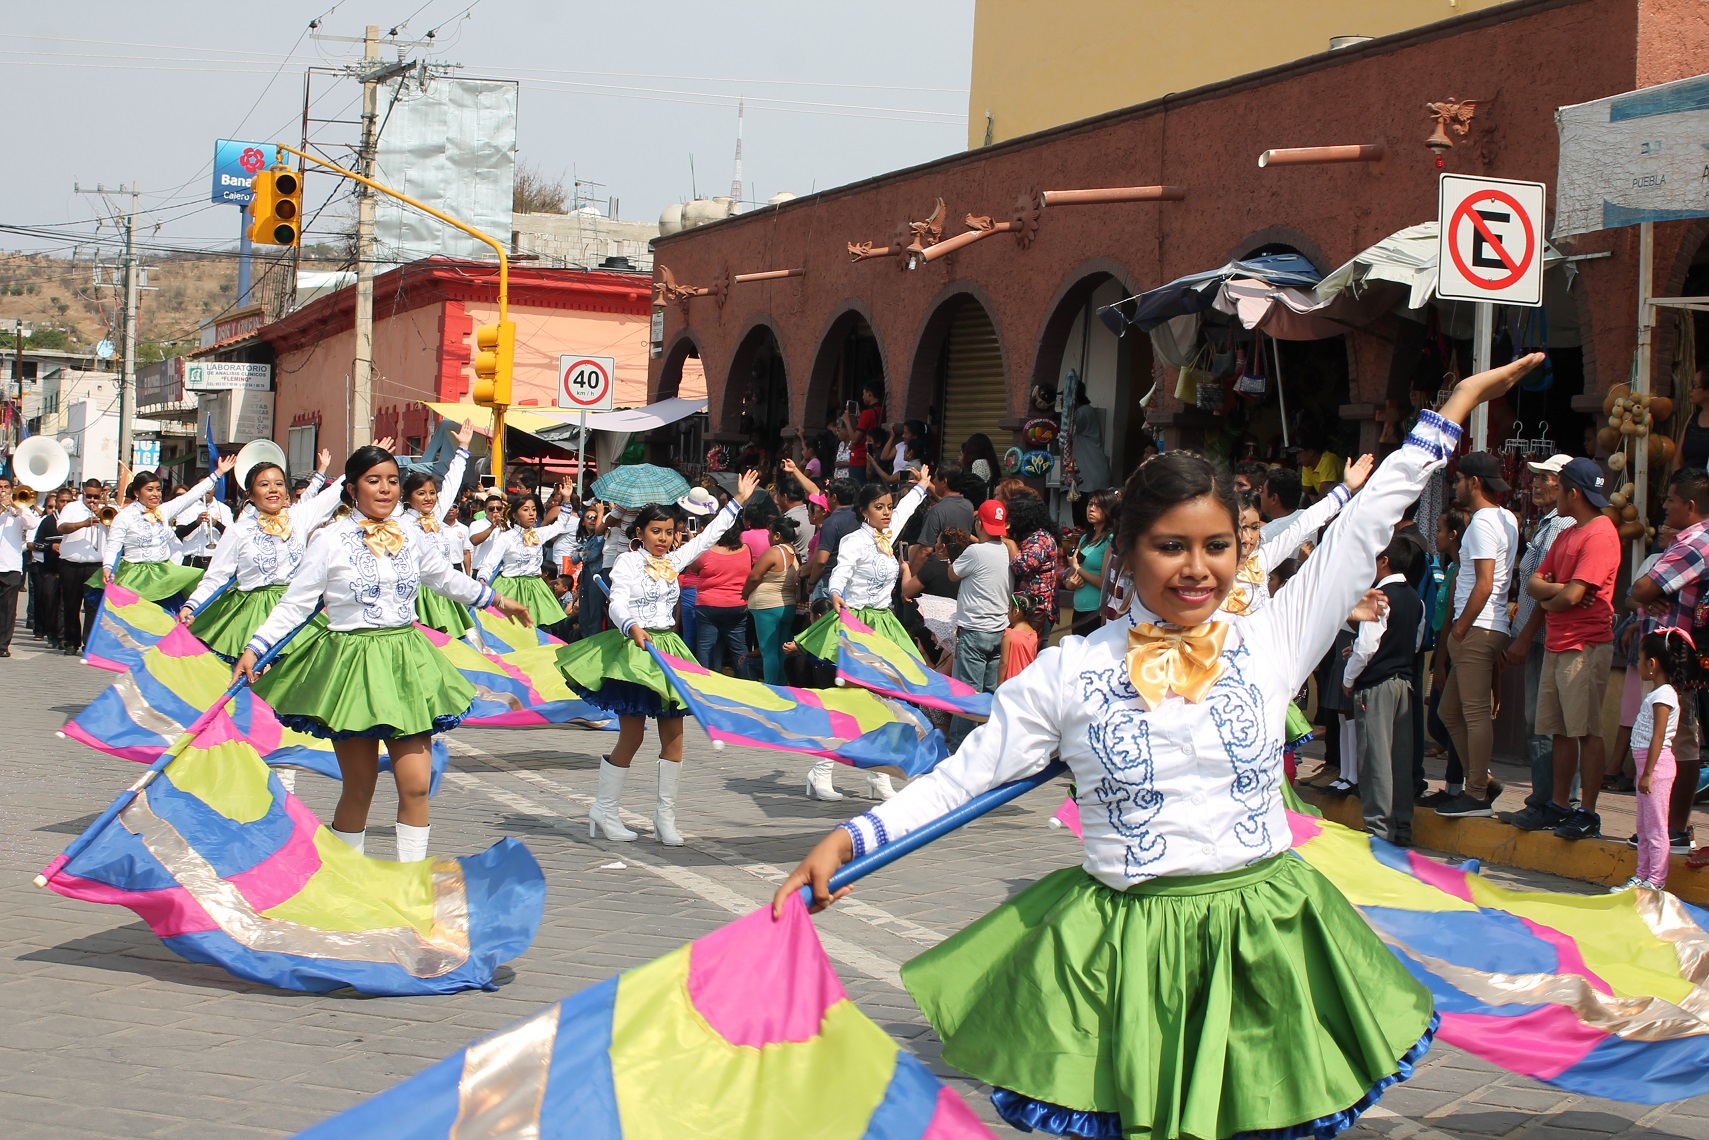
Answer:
[[272, 143, 511, 482]]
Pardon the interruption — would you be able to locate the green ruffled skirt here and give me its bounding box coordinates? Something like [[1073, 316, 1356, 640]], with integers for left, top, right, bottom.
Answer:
[[103, 559, 205, 603], [492, 574, 564, 630], [555, 627, 693, 718], [415, 587, 475, 637], [190, 583, 329, 661], [251, 625, 474, 741], [794, 605, 921, 662], [902, 855, 1435, 1139]]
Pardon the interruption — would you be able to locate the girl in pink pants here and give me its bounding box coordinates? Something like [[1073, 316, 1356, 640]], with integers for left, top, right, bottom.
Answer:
[[1624, 629, 1692, 891]]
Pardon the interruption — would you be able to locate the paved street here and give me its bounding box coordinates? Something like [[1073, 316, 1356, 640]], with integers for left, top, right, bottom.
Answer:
[[4, 634, 1709, 1139]]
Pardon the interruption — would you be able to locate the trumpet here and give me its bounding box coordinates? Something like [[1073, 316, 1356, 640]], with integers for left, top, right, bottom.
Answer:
[[486, 503, 509, 528], [10, 487, 35, 508], [98, 505, 118, 525]]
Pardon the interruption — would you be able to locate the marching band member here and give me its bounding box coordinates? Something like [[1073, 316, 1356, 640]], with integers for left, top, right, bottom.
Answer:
[[102, 461, 237, 606], [398, 420, 478, 635], [0, 475, 43, 659], [56, 479, 107, 656], [234, 446, 530, 862], [172, 483, 235, 571], [178, 449, 341, 660], [478, 478, 578, 628], [776, 356, 1544, 1140], [557, 469, 759, 847]]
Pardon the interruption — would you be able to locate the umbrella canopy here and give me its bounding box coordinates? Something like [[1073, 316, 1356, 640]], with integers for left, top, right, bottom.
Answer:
[[588, 463, 691, 509], [1124, 252, 1323, 332]]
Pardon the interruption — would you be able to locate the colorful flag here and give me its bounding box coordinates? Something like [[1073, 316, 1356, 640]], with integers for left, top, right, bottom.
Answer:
[[417, 624, 614, 729], [835, 613, 992, 721], [82, 583, 177, 673], [467, 603, 563, 654], [64, 623, 450, 792], [40, 706, 544, 996], [299, 897, 994, 1137], [1291, 812, 1709, 1102], [652, 649, 948, 776]]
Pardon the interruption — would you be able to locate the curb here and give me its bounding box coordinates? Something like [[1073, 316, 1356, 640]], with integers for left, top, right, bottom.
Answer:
[[1296, 786, 1709, 904]]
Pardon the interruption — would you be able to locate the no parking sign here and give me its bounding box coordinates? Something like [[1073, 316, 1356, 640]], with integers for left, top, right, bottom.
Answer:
[[1437, 173, 1547, 307]]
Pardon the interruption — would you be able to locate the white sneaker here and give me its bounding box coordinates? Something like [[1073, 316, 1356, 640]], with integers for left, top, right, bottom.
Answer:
[[806, 759, 844, 801], [867, 772, 896, 801], [1610, 876, 1643, 893]]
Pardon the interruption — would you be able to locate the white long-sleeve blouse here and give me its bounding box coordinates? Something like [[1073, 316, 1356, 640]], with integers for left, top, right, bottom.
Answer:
[[105, 477, 217, 571], [480, 517, 577, 581], [182, 475, 342, 611], [840, 410, 1462, 888], [244, 512, 495, 656], [607, 501, 740, 635], [828, 483, 927, 609]]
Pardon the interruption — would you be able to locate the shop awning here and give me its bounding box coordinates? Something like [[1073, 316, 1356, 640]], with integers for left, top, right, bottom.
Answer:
[[422, 397, 708, 446], [1125, 253, 1322, 332]]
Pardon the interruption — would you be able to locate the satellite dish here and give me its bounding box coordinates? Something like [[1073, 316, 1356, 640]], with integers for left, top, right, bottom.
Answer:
[[95, 340, 115, 360]]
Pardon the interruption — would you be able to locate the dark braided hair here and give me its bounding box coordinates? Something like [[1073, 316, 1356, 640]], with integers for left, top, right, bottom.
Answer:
[[1639, 629, 1697, 691], [1116, 451, 1238, 552]]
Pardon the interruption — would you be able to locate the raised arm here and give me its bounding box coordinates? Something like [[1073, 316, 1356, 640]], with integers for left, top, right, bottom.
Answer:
[[668, 470, 758, 570], [889, 472, 930, 535], [435, 448, 471, 524], [291, 476, 347, 533], [1255, 355, 1541, 694]]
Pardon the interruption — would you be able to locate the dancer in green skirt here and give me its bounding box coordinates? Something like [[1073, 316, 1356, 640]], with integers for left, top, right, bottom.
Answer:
[[479, 477, 578, 629], [775, 355, 1546, 1140], [794, 468, 931, 800], [179, 448, 341, 659], [558, 468, 759, 847], [400, 419, 479, 636], [102, 460, 238, 605], [235, 444, 531, 862]]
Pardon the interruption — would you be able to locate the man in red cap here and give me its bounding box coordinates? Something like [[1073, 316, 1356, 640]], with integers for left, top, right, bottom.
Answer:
[[944, 498, 1014, 749]]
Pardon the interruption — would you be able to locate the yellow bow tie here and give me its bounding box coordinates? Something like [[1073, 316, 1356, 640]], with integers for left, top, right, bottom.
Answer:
[[1221, 552, 1264, 617], [142, 508, 164, 525], [1125, 621, 1229, 709], [521, 528, 539, 547], [256, 512, 291, 539], [356, 517, 406, 558], [872, 528, 894, 558], [643, 555, 678, 583], [418, 515, 440, 534]]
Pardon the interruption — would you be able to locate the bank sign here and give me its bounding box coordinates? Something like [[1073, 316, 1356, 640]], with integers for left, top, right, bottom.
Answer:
[[211, 139, 273, 206]]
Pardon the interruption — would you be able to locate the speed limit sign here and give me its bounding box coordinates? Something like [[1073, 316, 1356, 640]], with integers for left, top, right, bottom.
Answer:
[[558, 354, 616, 411]]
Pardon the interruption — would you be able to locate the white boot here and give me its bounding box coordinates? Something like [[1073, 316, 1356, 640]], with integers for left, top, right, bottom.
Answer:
[[276, 768, 297, 793], [589, 760, 638, 841], [806, 759, 844, 801], [654, 759, 684, 847], [330, 827, 366, 855], [867, 772, 897, 801], [649, 762, 683, 844], [395, 822, 431, 862]]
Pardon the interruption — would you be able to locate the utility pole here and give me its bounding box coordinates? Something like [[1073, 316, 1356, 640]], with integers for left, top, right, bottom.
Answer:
[[350, 23, 380, 455], [75, 181, 141, 472], [121, 183, 139, 468], [13, 318, 22, 451]]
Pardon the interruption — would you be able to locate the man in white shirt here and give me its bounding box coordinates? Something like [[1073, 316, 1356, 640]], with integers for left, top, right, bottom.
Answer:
[[443, 505, 473, 575], [946, 499, 1014, 750], [56, 478, 108, 656], [1437, 451, 1520, 812], [173, 487, 233, 569], [0, 476, 42, 657]]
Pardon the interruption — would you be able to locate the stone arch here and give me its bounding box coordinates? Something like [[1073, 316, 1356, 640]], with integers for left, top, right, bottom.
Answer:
[[654, 330, 704, 402], [906, 283, 1010, 465], [803, 301, 887, 435], [1227, 226, 1333, 273], [721, 318, 791, 446]]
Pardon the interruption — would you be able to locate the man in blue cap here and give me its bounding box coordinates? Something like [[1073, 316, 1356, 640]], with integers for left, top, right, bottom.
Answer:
[[1520, 458, 1622, 840]]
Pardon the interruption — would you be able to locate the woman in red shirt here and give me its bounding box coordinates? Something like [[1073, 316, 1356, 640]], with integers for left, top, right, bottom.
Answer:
[[687, 527, 752, 672]]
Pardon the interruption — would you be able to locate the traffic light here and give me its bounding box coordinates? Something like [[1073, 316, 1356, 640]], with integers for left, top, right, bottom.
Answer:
[[247, 167, 302, 246], [470, 320, 515, 406]]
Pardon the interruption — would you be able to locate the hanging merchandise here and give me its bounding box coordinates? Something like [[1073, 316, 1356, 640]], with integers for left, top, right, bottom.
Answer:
[[1233, 332, 1268, 397], [1600, 378, 1663, 544], [1023, 417, 1059, 446], [1174, 344, 1215, 404], [1001, 446, 1024, 475], [1209, 325, 1239, 380], [705, 444, 731, 472], [1020, 449, 1054, 478]]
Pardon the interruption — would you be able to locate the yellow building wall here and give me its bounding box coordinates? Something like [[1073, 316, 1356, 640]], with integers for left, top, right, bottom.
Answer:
[[967, 0, 1514, 148]]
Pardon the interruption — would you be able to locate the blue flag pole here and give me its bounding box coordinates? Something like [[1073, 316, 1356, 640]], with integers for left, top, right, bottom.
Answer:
[[206, 417, 226, 502], [37, 606, 323, 887], [798, 758, 1070, 908]]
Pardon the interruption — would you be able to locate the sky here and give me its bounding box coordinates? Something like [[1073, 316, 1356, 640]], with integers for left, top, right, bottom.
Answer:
[[0, 0, 974, 258]]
